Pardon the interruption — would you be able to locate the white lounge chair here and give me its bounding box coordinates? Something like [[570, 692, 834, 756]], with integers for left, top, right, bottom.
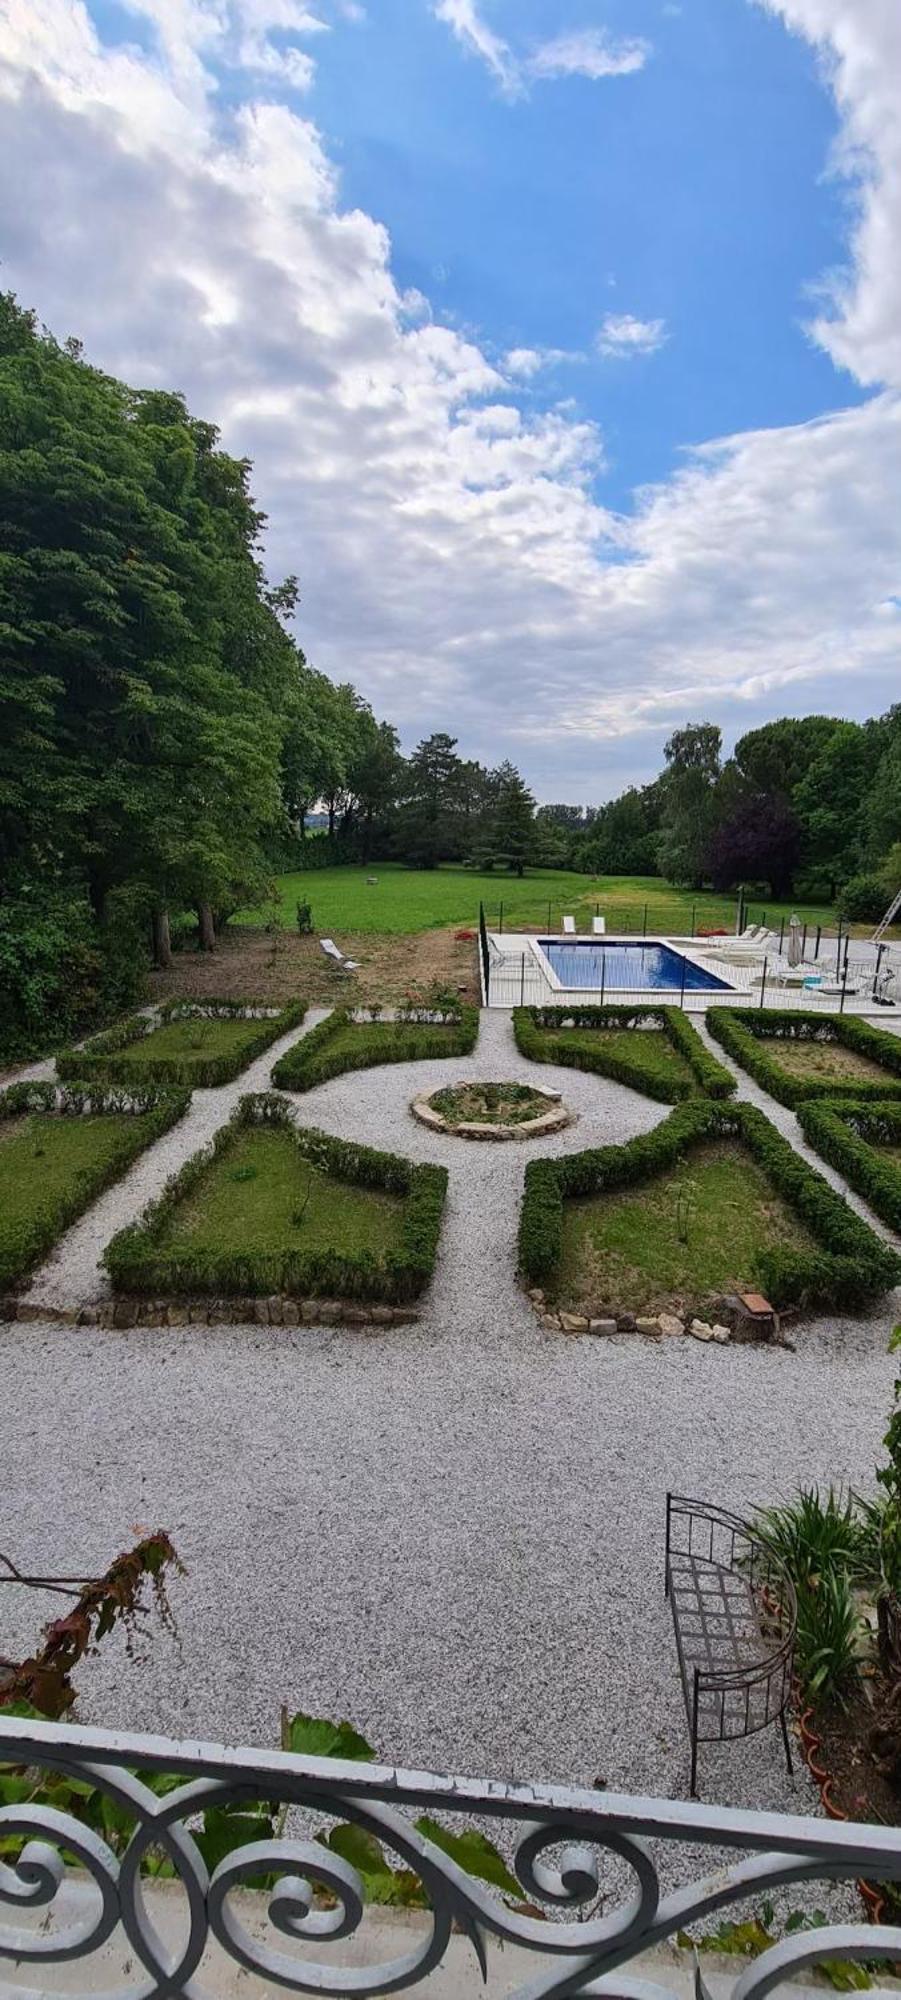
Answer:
[[592, 915, 606, 935], [320, 937, 360, 975], [562, 914, 576, 935]]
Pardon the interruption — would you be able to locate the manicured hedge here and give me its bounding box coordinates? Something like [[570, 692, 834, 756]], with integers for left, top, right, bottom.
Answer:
[[272, 1005, 479, 1091], [797, 1099, 901, 1234], [57, 998, 307, 1088], [518, 1097, 900, 1311], [513, 1004, 735, 1102], [0, 1080, 189, 1292], [706, 1008, 901, 1109], [104, 1093, 448, 1303]]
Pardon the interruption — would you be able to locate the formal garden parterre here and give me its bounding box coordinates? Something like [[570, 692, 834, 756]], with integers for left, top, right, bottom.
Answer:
[[797, 1099, 901, 1234], [57, 999, 307, 1088], [271, 1001, 479, 1091], [707, 1008, 901, 1108], [0, 1080, 189, 1293], [103, 1092, 448, 1308], [514, 1003, 735, 1103], [518, 1097, 901, 1324]]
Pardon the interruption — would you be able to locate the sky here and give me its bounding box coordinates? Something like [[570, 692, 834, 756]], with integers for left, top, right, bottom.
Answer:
[[0, 0, 899, 803]]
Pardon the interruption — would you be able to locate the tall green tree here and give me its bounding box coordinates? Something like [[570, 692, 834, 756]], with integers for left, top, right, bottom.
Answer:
[[657, 723, 722, 887]]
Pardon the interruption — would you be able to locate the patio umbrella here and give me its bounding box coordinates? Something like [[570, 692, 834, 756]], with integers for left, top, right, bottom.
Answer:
[[787, 913, 802, 967]]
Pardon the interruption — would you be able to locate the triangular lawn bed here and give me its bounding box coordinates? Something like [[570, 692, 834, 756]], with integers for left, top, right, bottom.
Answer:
[[0, 1080, 188, 1295], [513, 1003, 734, 1103], [272, 1004, 478, 1091], [798, 1098, 901, 1234], [58, 999, 307, 1089], [519, 1098, 900, 1316], [104, 1093, 447, 1304], [707, 1008, 901, 1109]]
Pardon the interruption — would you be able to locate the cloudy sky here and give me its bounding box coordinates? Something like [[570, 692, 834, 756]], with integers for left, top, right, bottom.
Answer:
[[1, 0, 899, 800]]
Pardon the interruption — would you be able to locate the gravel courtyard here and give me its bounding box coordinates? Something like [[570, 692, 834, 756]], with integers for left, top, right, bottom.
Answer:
[[3, 1008, 900, 1821]]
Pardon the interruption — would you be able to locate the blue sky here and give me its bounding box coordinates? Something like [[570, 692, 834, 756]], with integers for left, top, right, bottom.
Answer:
[[0, 0, 899, 799]]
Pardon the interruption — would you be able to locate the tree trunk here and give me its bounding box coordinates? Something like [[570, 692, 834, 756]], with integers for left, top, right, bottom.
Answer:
[[197, 901, 216, 953], [328, 799, 336, 838], [152, 907, 173, 969]]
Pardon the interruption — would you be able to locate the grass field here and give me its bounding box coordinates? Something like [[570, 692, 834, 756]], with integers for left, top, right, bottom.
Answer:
[[162, 1129, 403, 1262], [112, 1017, 262, 1065], [239, 864, 840, 939], [549, 1139, 814, 1317]]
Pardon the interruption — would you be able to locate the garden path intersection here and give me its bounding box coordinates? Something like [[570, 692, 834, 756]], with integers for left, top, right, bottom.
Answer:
[[2, 1008, 901, 1837]]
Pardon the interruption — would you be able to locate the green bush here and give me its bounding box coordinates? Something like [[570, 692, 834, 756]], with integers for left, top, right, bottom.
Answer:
[[837, 874, 892, 925], [57, 998, 307, 1088], [272, 1005, 479, 1091], [513, 1004, 735, 1102], [0, 1081, 189, 1292], [104, 1094, 448, 1303], [518, 1097, 900, 1309], [798, 1100, 901, 1233], [707, 1008, 901, 1108], [0, 884, 148, 1066]]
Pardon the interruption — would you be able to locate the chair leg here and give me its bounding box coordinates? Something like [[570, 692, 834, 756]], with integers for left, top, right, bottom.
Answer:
[[779, 1707, 794, 1777]]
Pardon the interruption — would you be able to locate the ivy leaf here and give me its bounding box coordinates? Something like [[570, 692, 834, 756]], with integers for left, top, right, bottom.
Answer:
[[281, 1711, 376, 1762], [414, 1819, 521, 1899]]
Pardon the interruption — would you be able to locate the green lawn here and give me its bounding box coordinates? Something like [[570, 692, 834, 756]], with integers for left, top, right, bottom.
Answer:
[[0, 1110, 155, 1289], [112, 1017, 264, 1066], [161, 1129, 405, 1262], [550, 1140, 816, 1316], [238, 864, 838, 938], [537, 1025, 696, 1093]]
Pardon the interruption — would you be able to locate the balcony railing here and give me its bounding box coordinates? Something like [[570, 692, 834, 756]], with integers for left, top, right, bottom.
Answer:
[[2, 1712, 901, 1998]]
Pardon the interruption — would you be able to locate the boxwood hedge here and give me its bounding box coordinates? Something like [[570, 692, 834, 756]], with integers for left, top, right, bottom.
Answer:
[[518, 1096, 900, 1311], [0, 1080, 189, 1293], [57, 998, 307, 1088], [797, 1098, 901, 1234], [706, 1007, 901, 1108], [103, 1093, 448, 1304], [272, 1005, 479, 1091], [513, 1004, 735, 1102]]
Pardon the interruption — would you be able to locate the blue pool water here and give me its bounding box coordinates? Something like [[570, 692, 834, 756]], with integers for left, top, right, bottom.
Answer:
[[539, 939, 734, 993]]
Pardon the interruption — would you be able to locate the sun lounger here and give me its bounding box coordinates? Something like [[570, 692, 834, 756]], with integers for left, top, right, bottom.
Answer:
[[562, 914, 576, 935], [591, 915, 606, 935], [320, 937, 360, 974]]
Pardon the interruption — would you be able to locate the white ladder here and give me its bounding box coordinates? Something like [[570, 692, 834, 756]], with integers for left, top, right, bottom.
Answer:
[[873, 887, 901, 945]]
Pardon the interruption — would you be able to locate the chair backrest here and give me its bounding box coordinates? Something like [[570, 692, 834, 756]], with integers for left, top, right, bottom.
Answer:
[[592, 915, 606, 934], [319, 938, 344, 964], [562, 914, 576, 934]]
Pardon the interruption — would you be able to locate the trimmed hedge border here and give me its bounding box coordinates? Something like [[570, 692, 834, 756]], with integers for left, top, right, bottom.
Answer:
[[57, 998, 307, 1088], [103, 1093, 448, 1304], [797, 1099, 901, 1235], [706, 1008, 901, 1109], [272, 1005, 479, 1092], [518, 1097, 901, 1311], [0, 1080, 189, 1293], [513, 1004, 735, 1103]]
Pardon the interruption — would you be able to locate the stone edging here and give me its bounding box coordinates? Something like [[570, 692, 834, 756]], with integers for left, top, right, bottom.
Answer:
[[524, 1288, 793, 1347], [0, 1295, 418, 1330], [412, 1086, 571, 1142]]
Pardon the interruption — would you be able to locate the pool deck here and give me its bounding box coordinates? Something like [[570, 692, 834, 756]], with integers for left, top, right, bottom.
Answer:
[[483, 928, 900, 1015]]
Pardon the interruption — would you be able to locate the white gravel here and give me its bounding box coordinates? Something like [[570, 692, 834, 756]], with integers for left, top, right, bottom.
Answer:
[[4, 1007, 900, 1841]]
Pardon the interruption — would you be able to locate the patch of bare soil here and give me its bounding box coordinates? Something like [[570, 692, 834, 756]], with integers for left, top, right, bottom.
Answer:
[[147, 925, 480, 1011], [768, 1040, 891, 1084], [809, 1668, 901, 1835]]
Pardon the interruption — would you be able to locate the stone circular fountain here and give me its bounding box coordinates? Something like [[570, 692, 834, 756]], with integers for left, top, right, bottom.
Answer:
[[411, 1080, 572, 1141]]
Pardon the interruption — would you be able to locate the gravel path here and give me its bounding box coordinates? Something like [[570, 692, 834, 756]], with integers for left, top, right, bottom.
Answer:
[[4, 1008, 900, 1849]]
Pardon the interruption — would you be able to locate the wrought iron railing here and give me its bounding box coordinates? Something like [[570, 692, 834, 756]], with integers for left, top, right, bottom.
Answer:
[[3, 1713, 901, 1997]]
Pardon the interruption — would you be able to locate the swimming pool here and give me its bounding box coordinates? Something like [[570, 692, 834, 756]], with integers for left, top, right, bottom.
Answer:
[[538, 939, 735, 994]]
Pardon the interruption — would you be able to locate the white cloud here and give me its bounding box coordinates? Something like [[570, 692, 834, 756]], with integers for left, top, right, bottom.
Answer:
[[754, 0, 901, 389], [431, 0, 517, 92], [504, 345, 571, 377], [527, 30, 649, 81], [0, 0, 899, 798], [597, 313, 668, 357]]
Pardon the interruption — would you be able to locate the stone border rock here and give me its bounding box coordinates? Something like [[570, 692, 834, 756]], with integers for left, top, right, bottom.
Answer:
[[412, 1083, 572, 1142], [0, 1294, 418, 1330], [524, 1287, 793, 1347]]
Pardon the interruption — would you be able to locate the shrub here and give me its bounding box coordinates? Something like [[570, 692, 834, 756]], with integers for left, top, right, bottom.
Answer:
[[756, 1488, 874, 1707], [518, 1097, 900, 1308], [707, 1008, 901, 1108], [798, 1100, 901, 1232], [57, 998, 307, 1088], [513, 1004, 735, 1102], [837, 873, 892, 925], [0, 883, 147, 1066], [104, 1094, 448, 1304], [0, 1081, 189, 1292], [295, 899, 313, 934], [272, 1005, 479, 1091]]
